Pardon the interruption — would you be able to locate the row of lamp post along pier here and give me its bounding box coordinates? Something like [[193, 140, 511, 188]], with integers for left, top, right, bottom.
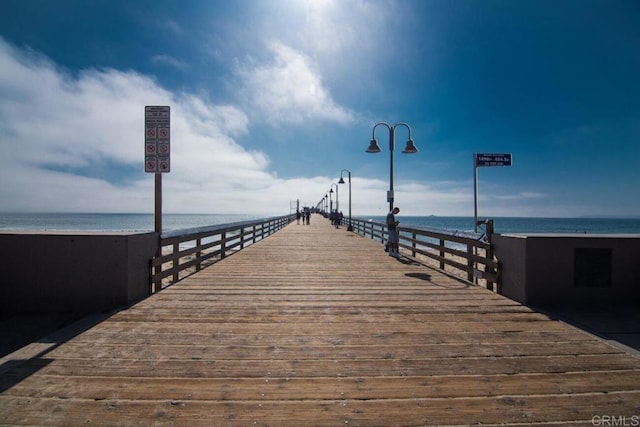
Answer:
[[318, 122, 418, 232]]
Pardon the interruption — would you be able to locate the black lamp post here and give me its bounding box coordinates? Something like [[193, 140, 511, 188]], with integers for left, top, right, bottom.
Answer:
[[338, 169, 352, 231], [367, 122, 418, 211], [331, 183, 339, 213]]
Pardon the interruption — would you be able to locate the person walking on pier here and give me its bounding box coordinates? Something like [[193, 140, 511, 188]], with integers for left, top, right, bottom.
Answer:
[[386, 207, 401, 258], [296, 209, 301, 225]]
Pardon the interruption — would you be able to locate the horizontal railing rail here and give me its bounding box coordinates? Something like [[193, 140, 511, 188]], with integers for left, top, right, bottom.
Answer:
[[151, 214, 296, 291], [345, 217, 499, 290]]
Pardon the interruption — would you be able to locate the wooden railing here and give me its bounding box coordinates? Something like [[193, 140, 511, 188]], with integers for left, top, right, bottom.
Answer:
[[345, 217, 500, 291], [151, 214, 295, 291]]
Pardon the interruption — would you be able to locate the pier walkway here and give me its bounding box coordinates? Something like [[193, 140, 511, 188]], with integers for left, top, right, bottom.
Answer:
[[1, 216, 639, 425]]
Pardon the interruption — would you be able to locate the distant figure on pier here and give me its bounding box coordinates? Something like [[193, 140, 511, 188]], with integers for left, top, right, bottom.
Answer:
[[296, 209, 301, 225], [305, 208, 310, 225], [386, 207, 401, 258], [329, 210, 338, 228]]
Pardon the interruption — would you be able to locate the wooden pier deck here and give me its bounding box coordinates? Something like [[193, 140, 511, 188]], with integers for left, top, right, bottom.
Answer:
[[1, 216, 639, 426]]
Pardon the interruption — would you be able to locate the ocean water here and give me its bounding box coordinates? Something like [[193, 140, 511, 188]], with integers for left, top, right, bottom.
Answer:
[[359, 215, 640, 235], [0, 213, 639, 234], [0, 213, 264, 232]]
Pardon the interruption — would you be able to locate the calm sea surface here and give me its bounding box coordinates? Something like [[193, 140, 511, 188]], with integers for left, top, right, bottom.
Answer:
[[0, 213, 639, 234], [357, 215, 640, 235], [0, 213, 264, 232]]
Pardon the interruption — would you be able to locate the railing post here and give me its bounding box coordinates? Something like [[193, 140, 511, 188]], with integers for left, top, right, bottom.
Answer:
[[412, 232, 417, 257], [196, 238, 202, 271], [173, 242, 180, 283], [439, 239, 445, 270], [151, 247, 160, 294], [486, 219, 496, 292], [466, 244, 474, 282], [253, 224, 257, 243], [221, 232, 226, 259]]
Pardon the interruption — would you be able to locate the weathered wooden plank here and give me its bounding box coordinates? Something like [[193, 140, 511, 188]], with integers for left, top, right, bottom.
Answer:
[[5, 371, 640, 401], [2, 392, 639, 426], [44, 340, 622, 361], [70, 330, 596, 346], [68, 320, 577, 336], [6, 353, 638, 379], [108, 311, 555, 324]]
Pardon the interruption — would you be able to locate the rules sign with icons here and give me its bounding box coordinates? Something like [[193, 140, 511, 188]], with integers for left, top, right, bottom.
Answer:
[[145, 106, 170, 173]]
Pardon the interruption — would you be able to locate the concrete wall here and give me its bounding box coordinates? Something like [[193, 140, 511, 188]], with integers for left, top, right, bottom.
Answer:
[[0, 231, 159, 315], [493, 233, 640, 305]]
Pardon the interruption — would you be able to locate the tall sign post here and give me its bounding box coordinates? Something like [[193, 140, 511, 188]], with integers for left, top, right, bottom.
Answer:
[[145, 106, 171, 234], [474, 153, 512, 232]]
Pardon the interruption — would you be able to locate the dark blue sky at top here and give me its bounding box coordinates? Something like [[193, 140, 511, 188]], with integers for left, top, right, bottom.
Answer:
[[6, 0, 638, 123]]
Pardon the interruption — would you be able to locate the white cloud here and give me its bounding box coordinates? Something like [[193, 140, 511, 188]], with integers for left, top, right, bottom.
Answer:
[[0, 38, 366, 215], [151, 54, 190, 71], [340, 178, 474, 217], [234, 41, 355, 125], [0, 38, 478, 217]]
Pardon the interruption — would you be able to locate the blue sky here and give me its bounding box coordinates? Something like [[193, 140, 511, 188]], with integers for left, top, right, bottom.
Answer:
[[1, 0, 639, 217]]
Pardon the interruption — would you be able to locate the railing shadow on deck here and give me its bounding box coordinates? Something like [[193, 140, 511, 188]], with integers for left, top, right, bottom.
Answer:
[[342, 217, 500, 292], [151, 214, 296, 291], [0, 310, 118, 392]]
